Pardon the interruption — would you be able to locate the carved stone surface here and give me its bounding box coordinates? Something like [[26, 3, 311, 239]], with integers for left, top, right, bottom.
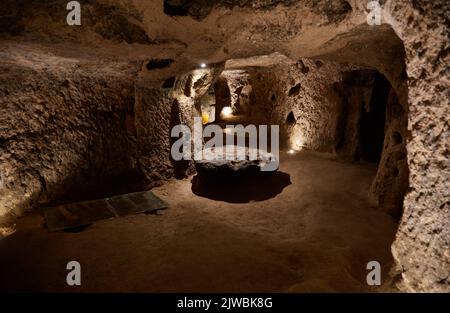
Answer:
[[194, 145, 278, 176]]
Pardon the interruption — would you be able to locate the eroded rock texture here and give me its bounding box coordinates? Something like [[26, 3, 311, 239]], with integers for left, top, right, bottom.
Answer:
[[0, 0, 448, 292], [385, 0, 450, 292], [0, 44, 140, 216], [218, 59, 354, 151], [135, 86, 174, 184], [370, 88, 409, 219], [135, 65, 224, 183], [216, 59, 409, 222]]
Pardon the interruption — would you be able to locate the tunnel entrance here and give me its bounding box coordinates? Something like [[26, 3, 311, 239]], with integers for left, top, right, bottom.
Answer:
[[178, 56, 404, 292], [333, 70, 394, 164], [185, 56, 409, 226], [359, 72, 391, 163]]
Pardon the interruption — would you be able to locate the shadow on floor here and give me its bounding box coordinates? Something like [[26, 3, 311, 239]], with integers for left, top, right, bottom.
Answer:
[[192, 171, 292, 203]]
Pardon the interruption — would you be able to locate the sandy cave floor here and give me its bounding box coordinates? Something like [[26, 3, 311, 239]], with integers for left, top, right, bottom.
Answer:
[[0, 151, 399, 292]]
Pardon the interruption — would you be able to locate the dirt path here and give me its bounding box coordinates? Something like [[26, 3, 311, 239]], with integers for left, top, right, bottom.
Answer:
[[0, 151, 398, 292]]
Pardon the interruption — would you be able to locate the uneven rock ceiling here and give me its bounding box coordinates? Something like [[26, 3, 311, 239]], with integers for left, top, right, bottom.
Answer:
[[1, 0, 406, 86]]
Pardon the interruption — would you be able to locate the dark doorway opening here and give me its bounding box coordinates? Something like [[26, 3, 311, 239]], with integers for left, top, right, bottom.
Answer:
[[335, 70, 393, 164], [359, 72, 391, 163]]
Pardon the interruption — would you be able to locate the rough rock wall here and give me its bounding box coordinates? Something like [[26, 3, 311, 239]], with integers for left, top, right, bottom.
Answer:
[[0, 45, 139, 217], [134, 86, 174, 185], [220, 62, 408, 219], [0, 0, 447, 292], [370, 89, 409, 219], [220, 60, 356, 151], [135, 65, 224, 184], [273, 60, 353, 151], [221, 70, 251, 112], [0, 0, 152, 44], [384, 0, 450, 292]]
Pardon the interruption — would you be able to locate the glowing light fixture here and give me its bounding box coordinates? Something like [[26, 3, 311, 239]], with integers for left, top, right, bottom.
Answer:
[[288, 149, 295, 154], [200, 63, 207, 68], [221, 106, 233, 118]]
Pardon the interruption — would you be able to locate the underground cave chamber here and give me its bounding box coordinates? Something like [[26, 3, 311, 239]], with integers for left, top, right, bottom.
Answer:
[[0, 0, 448, 293], [183, 58, 409, 218], [0, 51, 411, 292]]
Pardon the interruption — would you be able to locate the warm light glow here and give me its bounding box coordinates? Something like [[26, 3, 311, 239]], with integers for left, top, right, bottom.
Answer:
[[288, 149, 295, 154], [200, 63, 207, 68], [290, 129, 306, 151], [0, 226, 16, 239], [221, 106, 233, 117], [201, 112, 209, 124]]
